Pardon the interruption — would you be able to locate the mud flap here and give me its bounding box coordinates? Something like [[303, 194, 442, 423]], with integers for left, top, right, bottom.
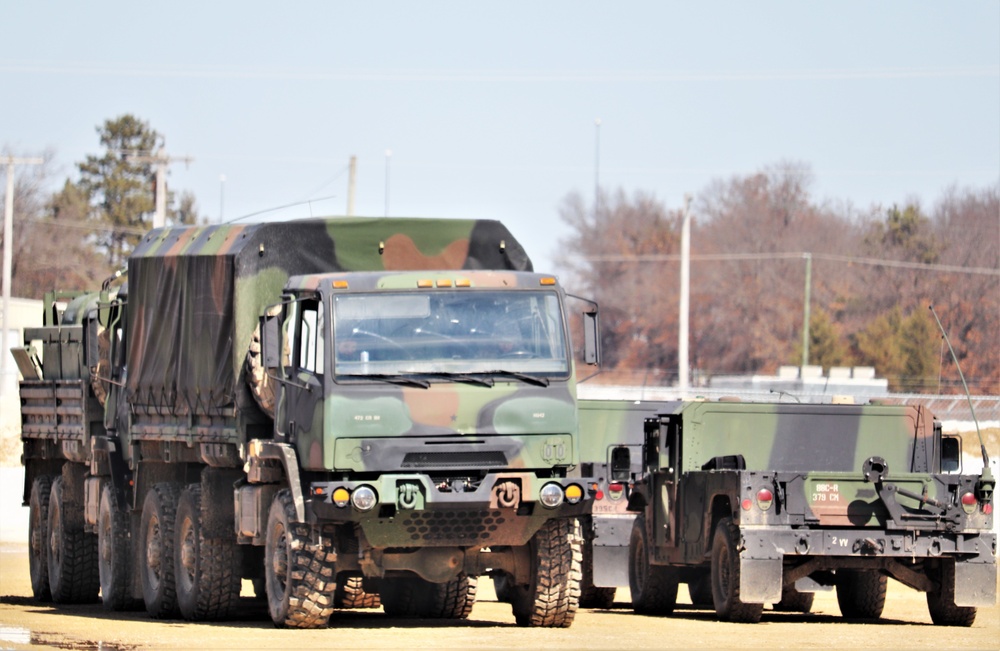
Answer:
[[591, 514, 633, 587], [739, 557, 782, 604], [954, 561, 997, 607]]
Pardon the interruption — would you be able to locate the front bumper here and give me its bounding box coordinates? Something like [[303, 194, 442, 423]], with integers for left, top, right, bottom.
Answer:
[[307, 472, 589, 548]]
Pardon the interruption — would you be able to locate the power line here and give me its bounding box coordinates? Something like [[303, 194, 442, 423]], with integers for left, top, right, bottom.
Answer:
[[580, 251, 1000, 276]]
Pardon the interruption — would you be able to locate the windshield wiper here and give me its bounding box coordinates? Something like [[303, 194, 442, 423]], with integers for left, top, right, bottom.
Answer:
[[353, 374, 431, 389], [405, 372, 495, 388], [484, 369, 550, 387]]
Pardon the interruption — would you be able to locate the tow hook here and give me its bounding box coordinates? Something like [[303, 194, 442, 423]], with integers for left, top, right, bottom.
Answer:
[[854, 537, 884, 555], [494, 481, 520, 508]]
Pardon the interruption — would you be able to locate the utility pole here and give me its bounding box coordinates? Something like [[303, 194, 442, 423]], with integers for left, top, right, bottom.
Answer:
[[801, 252, 813, 368], [594, 118, 601, 215], [2, 155, 44, 397], [347, 156, 357, 216], [678, 194, 692, 398], [126, 150, 194, 228]]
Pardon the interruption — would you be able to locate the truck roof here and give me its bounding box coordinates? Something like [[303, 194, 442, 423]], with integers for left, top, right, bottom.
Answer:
[[125, 217, 533, 417]]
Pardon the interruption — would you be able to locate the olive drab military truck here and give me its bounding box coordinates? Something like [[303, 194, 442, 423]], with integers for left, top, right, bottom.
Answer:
[[625, 400, 996, 625], [16, 217, 599, 629]]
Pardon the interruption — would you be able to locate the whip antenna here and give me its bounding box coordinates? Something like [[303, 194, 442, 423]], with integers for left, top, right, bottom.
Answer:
[[929, 304, 991, 474]]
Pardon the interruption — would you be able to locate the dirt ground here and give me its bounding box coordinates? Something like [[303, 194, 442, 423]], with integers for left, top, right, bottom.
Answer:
[[0, 544, 996, 651]]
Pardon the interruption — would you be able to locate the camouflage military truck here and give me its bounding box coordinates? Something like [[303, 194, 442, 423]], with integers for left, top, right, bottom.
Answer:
[[16, 217, 598, 628], [14, 290, 112, 605], [626, 399, 996, 625]]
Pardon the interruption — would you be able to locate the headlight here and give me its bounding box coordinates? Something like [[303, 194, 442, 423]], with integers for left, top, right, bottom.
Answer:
[[539, 483, 564, 508], [351, 485, 378, 511]]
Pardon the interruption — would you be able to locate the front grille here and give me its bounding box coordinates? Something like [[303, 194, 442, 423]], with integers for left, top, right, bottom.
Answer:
[[401, 510, 507, 543], [401, 451, 507, 469]]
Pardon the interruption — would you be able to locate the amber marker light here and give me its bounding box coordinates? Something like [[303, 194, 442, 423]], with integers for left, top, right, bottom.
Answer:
[[456, 278, 472, 287], [565, 484, 584, 504], [332, 487, 351, 508], [540, 277, 557, 286], [332, 280, 349, 289], [417, 279, 433, 288], [437, 279, 453, 287]]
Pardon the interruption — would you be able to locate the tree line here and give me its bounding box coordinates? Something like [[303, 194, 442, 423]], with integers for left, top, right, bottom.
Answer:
[[557, 163, 999, 395], [2, 114, 202, 299], [3, 120, 997, 394]]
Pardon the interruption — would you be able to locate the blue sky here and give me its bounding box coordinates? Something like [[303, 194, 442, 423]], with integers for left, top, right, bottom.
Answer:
[[2, 2, 998, 274]]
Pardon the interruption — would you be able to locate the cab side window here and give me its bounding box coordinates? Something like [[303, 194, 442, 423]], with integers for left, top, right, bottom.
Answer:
[[297, 299, 324, 375]]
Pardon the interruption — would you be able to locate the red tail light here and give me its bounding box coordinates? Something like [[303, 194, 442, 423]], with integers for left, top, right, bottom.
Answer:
[[961, 491, 978, 514], [756, 488, 774, 511]]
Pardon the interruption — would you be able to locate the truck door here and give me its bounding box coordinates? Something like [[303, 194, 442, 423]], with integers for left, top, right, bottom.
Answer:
[[645, 416, 679, 549], [276, 296, 326, 469]]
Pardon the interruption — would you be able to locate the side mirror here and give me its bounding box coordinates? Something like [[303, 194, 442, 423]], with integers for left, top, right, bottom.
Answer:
[[261, 308, 282, 369], [610, 446, 631, 482], [583, 308, 600, 366]]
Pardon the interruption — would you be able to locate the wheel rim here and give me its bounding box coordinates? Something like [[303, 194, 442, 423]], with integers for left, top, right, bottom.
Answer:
[[99, 504, 114, 595], [270, 522, 289, 597], [30, 508, 44, 559], [100, 512, 113, 564], [146, 516, 162, 591], [49, 499, 62, 574], [179, 516, 197, 592]]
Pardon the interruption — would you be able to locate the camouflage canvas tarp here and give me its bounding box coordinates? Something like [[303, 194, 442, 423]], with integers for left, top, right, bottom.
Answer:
[[126, 217, 532, 416]]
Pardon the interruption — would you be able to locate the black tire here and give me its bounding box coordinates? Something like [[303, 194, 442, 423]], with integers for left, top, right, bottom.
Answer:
[[140, 482, 182, 619], [687, 573, 714, 607], [335, 576, 381, 609], [424, 574, 478, 619], [175, 484, 241, 621], [264, 489, 336, 628], [98, 482, 139, 611], [580, 537, 616, 609], [28, 475, 53, 601], [926, 561, 977, 627], [47, 475, 100, 603], [380, 577, 424, 617], [774, 583, 814, 613], [628, 515, 678, 615], [510, 518, 582, 628], [492, 573, 514, 604], [710, 517, 763, 623], [835, 569, 886, 620]]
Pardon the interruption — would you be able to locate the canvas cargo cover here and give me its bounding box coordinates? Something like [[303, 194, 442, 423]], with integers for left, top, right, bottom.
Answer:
[[126, 217, 532, 415]]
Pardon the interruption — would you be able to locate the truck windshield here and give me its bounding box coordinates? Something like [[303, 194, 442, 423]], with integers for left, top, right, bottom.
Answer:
[[332, 290, 570, 379]]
